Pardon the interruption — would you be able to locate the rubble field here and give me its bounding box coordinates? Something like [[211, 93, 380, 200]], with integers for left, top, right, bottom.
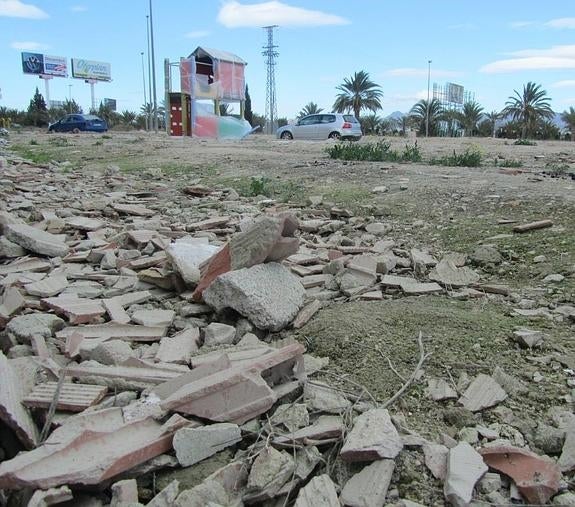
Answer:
[[0, 130, 574, 506]]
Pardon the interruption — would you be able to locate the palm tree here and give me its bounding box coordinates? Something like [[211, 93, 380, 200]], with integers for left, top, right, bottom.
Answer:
[[120, 110, 137, 126], [485, 111, 500, 138], [333, 71, 383, 119], [501, 82, 554, 139], [456, 101, 484, 136], [297, 102, 323, 119], [360, 113, 382, 135], [409, 99, 443, 136], [560, 106, 575, 140]]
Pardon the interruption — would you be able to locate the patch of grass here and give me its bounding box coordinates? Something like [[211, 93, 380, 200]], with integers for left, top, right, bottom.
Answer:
[[10, 144, 58, 164], [29, 139, 38, 145], [514, 138, 537, 146], [321, 184, 373, 210], [94, 140, 103, 146], [326, 140, 421, 163], [210, 175, 306, 203], [545, 162, 570, 177], [429, 147, 482, 167], [497, 158, 523, 168], [101, 134, 112, 139], [249, 176, 272, 196], [48, 136, 68, 146]]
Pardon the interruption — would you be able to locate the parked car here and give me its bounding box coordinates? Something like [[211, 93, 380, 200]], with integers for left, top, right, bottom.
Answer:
[[48, 114, 108, 133], [276, 113, 362, 141]]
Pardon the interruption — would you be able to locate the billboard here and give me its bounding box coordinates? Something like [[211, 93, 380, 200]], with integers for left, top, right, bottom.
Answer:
[[71, 58, 111, 81], [21, 53, 67, 77], [103, 98, 116, 111], [446, 83, 464, 105]]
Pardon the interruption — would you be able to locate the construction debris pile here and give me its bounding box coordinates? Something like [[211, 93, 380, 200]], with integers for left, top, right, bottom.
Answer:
[[0, 147, 574, 507]]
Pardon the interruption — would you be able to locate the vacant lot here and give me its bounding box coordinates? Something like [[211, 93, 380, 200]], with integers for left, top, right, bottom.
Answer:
[[6, 130, 575, 504]]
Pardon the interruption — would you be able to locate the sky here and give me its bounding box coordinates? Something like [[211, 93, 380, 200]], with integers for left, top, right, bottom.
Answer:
[[1, 0, 575, 119]]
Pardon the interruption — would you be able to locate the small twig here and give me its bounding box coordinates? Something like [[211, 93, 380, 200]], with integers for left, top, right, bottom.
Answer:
[[381, 332, 431, 409], [39, 369, 66, 443]]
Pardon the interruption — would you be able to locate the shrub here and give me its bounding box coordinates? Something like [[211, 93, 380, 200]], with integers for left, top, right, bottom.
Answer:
[[544, 162, 570, 177], [325, 140, 421, 163], [497, 158, 522, 168], [430, 148, 482, 167], [513, 139, 537, 146]]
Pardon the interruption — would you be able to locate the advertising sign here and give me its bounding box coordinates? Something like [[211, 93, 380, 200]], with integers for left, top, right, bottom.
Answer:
[[21, 53, 67, 77], [71, 58, 111, 81], [446, 83, 464, 105]]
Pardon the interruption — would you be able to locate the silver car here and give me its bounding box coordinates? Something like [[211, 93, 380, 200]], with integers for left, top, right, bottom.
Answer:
[[276, 113, 362, 141]]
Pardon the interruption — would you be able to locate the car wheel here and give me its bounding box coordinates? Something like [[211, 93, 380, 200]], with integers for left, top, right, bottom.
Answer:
[[280, 131, 293, 140], [72, 128, 80, 134], [328, 131, 341, 140]]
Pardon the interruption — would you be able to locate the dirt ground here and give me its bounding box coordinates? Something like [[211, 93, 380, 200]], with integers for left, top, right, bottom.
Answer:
[[6, 130, 575, 504]]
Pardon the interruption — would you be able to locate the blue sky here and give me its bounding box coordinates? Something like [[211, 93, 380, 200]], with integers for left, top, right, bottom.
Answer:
[[1, 0, 575, 119]]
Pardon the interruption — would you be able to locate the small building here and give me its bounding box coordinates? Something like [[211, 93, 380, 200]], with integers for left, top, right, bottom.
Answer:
[[167, 46, 250, 139]]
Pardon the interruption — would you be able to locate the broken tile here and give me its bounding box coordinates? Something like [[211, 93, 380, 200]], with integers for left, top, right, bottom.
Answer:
[[173, 423, 241, 466], [42, 296, 105, 325], [425, 378, 458, 401], [292, 299, 322, 329], [512, 328, 544, 348], [444, 442, 487, 506], [111, 479, 139, 506], [147, 479, 179, 507], [203, 322, 236, 347], [340, 408, 403, 462], [155, 328, 200, 364], [429, 258, 480, 287], [0, 351, 39, 449], [340, 459, 394, 507], [65, 216, 105, 231], [294, 474, 339, 507], [423, 443, 449, 480], [22, 382, 108, 412], [458, 374, 507, 412], [246, 446, 294, 502], [5, 223, 69, 258], [28, 485, 73, 506], [25, 274, 68, 297], [131, 309, 175, 327], [479, 444, 561, 504], [304, 381, 351, 414]]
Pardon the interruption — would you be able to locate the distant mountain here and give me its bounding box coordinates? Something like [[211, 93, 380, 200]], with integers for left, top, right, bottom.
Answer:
[[385, 111, 405, 120]]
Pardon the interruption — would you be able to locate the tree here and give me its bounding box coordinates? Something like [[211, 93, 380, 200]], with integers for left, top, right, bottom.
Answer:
[[120, 110, 137, 127], [484, 110, 500, 138], [333, 71, 383, 119], [409, 98, 443, 136], [27, 87, 49, 127], [244, 85, 253, 125], [560, 106, 575, 140], [456, 101, 484, 136], [360, 113, 382, 135], [297, 102, 323, 119], [219, 103, 233, 116], [501, 82, 554, 139]]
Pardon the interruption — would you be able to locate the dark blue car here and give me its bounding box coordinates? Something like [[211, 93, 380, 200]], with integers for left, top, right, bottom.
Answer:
[[48, 114, 108, 133]]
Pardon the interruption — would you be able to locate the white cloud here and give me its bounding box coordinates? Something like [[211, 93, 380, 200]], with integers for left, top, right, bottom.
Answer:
[[386, 67, 462, 79], [0, 0, 48, 18], [509, 20, 535, 29], [480, 44, 575, 73], [71, 5, 87, 12], [545, 17, 575, 29], [10, 40, 49, 50], [388, 90, 429, 103], [552, 80, 575, 88], [185, 30, 210, 38], [217, 0, 349, 28]]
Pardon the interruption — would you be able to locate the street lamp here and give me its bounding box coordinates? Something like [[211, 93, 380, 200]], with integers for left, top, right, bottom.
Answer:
[[426, 59, 432, 137], [149, 0, 158, 132], [68, 84, 72, 102], [141, 51, 148, 130]]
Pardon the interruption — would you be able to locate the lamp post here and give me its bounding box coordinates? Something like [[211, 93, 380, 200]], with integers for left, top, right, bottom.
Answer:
[[141, 51, 148, 130], [146, 14, 152, 131], [426, 59, 432, 137], [68, 84, 72, 102], [149, 0, 158, 132]]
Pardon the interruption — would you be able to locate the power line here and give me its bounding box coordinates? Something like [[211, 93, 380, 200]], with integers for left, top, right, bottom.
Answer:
[[262, 25, 278, 135]]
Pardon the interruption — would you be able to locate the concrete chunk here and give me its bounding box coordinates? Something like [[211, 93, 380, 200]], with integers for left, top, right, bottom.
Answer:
[[246, 446, 294, 501], [426, 378, 458, 401], [203, 322, 236, 347], [340, 408, 403, 462], [458, 374, 507, 412], [7, 313, 65, 344], [5, 223, 69, 257], [429, 259, 480, 287], [155, 328, 200, 364], [131, 309, 175, 327], [42, 297, 105, 324], [304, 381, 351, 414], [147, 479, 179, 507], [340, 459, 394, 507], [166, 237, 219, 285], [203, 263, 305, 331], [173, 423, 241, 467], [444, 442, 487, 507], [25, 275, 68, 297]]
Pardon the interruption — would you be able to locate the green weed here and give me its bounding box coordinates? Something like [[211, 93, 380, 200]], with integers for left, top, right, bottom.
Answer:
[[48, 136, 68, 146], [514, 139, 537, 146], [497, 158, 523, 168], [29, 139, 38, 145], [545, 162, 570, 177], [430, 148, 482, 167], [326, 140, 421, 163]]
